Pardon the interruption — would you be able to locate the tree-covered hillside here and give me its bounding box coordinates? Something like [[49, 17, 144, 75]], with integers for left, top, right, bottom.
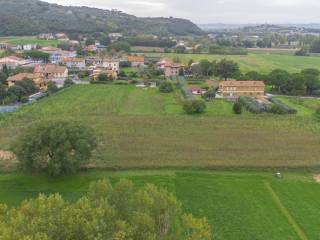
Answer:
[[0, 0, 203, 36]]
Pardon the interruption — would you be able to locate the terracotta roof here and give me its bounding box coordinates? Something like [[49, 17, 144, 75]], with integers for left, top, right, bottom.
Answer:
[[34, 64, 67, 74], [219, 81, 265, 87], [164, 62, 183, 68], [0, 56, 26, 63], [62, 57, 84, 63], [128, 56, 145, 63], [7, 73, 36, 82]]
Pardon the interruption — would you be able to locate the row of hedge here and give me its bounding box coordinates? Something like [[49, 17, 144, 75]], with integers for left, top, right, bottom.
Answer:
[[177, 78, 195, 100], [238, 97, 271, 114], [269, 98, 297, 114], [238, 97, 297, 115]]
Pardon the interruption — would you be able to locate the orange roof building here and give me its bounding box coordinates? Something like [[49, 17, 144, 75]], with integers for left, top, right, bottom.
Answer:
[[128, 55, 145, 67], [7, 73, 47, 90]]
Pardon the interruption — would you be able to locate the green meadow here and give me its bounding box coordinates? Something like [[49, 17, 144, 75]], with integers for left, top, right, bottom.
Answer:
[[0, 36, 62, 47], [0, 170, 320, 240], [144, 52, 320, 73], [1, 85, 320, 239], [1, 85, 320, 170]]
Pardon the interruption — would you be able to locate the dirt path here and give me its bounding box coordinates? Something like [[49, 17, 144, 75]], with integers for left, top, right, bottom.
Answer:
[[265, 182, 308, 240]]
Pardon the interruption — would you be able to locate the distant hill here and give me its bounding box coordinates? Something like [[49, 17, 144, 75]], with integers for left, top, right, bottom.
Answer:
[[198, 23, 257, 31], [0, 0, 203, 36]]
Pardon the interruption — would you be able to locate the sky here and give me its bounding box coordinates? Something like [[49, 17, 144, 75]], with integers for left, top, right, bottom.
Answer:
[[45, 0, 320, 24]]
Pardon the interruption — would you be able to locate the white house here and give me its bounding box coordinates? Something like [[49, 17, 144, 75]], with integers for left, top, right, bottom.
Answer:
[[102, 59, 120, 72], [62, 58, 86, 70]]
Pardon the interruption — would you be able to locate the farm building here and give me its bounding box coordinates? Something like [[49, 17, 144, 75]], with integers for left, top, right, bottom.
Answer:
[[34, 64, 68, 87], [218, 80, 265, 98], [164, 62, 184, 78]]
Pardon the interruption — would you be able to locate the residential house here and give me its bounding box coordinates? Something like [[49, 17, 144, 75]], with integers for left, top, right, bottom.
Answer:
[[218, 81, 265, 98], [34, 64, 68, 87], [41, 47, 77, 63], [38, 33, 55, 40], [0, 43, 9, 49], [164, 62, 183, 78], [91, 67, 118, 81], [102, 59, 120, 72], [6, 73, 47, 90], [62, 58, 86, 70], [85, 57, 102, 66], [128, 56, 145, 68], [85, 45, 98, 53], [0, 56, 29, 69], [109, 33, 123, 42], [55, 33, 69, 41]]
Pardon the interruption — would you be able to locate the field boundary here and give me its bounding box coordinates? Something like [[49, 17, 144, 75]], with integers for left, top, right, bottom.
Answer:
[[264, 182, 308, 240]]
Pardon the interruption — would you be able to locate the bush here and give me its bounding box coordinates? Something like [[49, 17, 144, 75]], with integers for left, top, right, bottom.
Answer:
[[14, 121, 97, 177], [0, 179, 212, 240], [238, 96, 271, 114], [183, 100, 206, 114], [159, 81, 174, 93], [269, 98, 297, 114], [64, 78, 74, 88], [47, 81, 59, 94], [315, 106, 320, 121], [114, 80, 129, 85], [233, 101, 243, 114], [202, 89, 216, 102]]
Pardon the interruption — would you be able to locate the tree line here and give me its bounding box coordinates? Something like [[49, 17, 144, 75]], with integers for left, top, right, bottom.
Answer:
[[193, 59, 320, 96]]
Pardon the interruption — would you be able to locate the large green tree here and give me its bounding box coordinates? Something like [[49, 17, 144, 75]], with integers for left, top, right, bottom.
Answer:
[[0, 179, 212, 240], [0, 84, 7, 105], [268, 69, 291, 93], [214, 59, 239, 80], [14, 121, 97, 177], [301, 68, 320, 95]]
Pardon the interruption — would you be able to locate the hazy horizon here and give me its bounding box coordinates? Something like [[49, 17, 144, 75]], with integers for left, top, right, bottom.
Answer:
[[45, 0, 320, 24]]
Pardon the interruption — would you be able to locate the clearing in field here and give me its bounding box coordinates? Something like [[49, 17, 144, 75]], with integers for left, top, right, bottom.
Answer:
[[0, 170, 319, 240], [1, 85, 320, 169]]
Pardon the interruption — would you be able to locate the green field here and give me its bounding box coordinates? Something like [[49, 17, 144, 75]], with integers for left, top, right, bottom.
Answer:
[[1, 85, 320, 239], [0, 36, 62, 47], [144, 52, 320, 73], [0, 170, 320, 240], [1, 85, 320, 170]]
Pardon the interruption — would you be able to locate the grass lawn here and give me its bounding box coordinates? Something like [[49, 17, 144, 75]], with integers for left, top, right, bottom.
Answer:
[[0, 36, 62, 47], [0, 170, 319, 240], [144, 52, 320, 74], [1, 85, 320, 170]]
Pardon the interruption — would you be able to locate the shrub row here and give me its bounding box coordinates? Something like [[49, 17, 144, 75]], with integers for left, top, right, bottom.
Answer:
[[269, 98, 297, 114], [177, 78, 195, 100], [238, 97, 271, 114], [238, 96, 297, 114]]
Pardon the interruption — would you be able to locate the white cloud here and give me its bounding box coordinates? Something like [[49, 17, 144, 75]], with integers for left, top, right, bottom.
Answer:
[[45, 0, 320, 24]]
